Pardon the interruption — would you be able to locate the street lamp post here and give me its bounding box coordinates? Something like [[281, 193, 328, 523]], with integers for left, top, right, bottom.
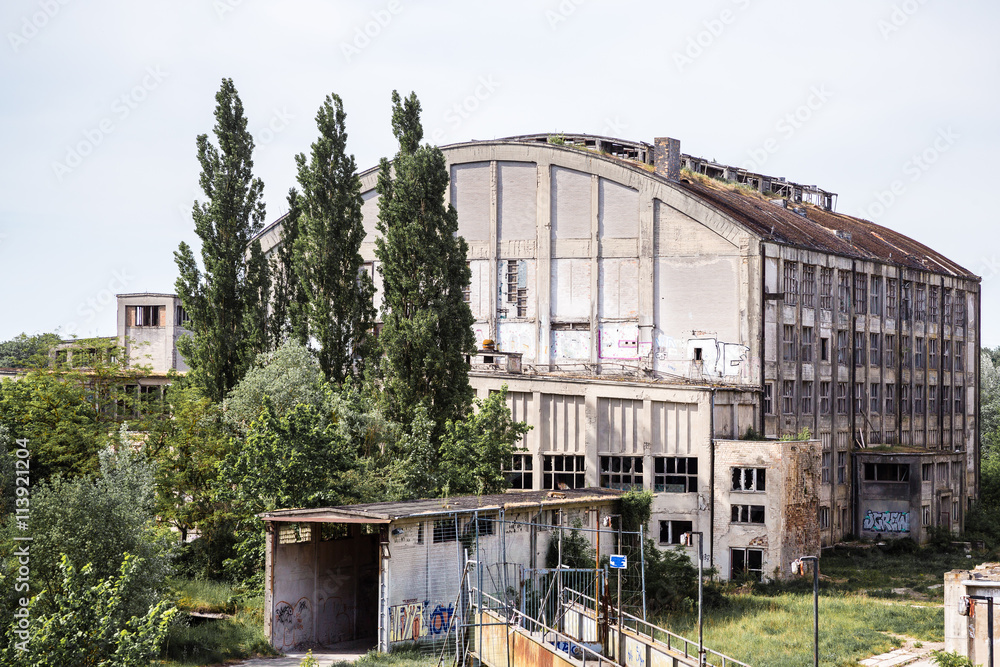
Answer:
[[681, 531, 705, 667], [793, 556, 820, 667]]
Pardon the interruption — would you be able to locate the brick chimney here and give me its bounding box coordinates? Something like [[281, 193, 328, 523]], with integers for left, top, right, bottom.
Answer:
[[654, 137, 681, 181]]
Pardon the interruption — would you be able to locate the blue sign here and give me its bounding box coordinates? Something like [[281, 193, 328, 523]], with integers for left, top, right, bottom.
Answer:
[[610, 554, 627, 569]]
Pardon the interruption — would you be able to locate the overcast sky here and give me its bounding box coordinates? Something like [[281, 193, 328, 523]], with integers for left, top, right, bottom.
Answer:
[[2, 1, 998, 345]]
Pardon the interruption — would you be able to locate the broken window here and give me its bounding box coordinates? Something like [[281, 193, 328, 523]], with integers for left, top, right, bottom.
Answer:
[[821, 452, 831, 483], [915, 337, 925, 368], [819, 268, 833, 310], [864, 463, 910, 482], [854, 274, 867, 315], [915, 384, 925, 413], [854, 383, 865, 414], [915, 284, 927, 321], [782, 380, 795, 414], [801, 327, 813, 362], [837, 452, 847, 485], [782, 325, 797, 361], [929, 385, 938, 413], [870, 276, 883, 316], [942, 386, 951, 413], [730, 548, 763, 581], [659, 520, 693, 545], [801, 381, 813, 413], [433, 519, 458, 543], [506, 259, 528, 317], [929, 286, 939, 323], [802, 265, 816, 308], [783, 262, 798, 305], [955, 341, 964, 372], [869, 383, 880, 414], [884, 334, 896, 368], [943, 289, 953, 326], [955, 290, 966, 326], [654, 457, 698, 493], [820, 506, 830, 529], [176, 305, 190, 326], [886, 279, 898, 319], [278, 523, 312, 544], [900, 282, 912, 321], [600, 455, 643, 491], [504, 454, 533, 489], [836, 382, 848, 414], [127, 305, 163, 327], [820, 337, 829, 362], [463, 262, 471, 304], [838, 273, 851, 314], [901, 384, 910, 414], [763, 383, 773, 415], [543, 455, 586, 490], [929, 338, 938, 368], [955, 386, 964, 413], [731, 467, 766, 492], [820, 381, 831, 414], [869, 333, 880, 367], [731, 505, 765, 524], [837, 331, 848, 365], [854, 331, 865, 366]]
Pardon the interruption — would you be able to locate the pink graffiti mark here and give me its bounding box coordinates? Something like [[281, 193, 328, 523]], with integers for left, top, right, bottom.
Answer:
[[274, 597, 312, 649]]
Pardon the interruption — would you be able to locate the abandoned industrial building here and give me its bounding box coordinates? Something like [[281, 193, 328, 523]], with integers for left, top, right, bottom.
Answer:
[[252, 132, 982, 588]]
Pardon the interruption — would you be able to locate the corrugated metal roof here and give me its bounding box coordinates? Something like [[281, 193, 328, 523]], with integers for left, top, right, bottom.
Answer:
[[259, 488, 622, 523], [678, 179, 977, 279]]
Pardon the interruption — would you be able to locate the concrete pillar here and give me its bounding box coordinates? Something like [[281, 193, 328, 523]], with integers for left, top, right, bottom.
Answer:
[[537, 163, 552, 367]]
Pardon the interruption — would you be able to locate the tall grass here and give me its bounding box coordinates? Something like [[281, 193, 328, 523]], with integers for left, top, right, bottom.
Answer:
[[655, 592, 942, 667]]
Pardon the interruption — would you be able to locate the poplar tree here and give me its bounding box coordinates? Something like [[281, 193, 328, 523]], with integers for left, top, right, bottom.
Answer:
[[174, 78, 270, 402], [290, 94, 374, 383], [374, 91, 475, 432]]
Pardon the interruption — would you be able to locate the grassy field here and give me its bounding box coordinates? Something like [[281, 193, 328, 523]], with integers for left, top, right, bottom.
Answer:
[[652, 544, 993, 667], [155, 578, 277, 667]]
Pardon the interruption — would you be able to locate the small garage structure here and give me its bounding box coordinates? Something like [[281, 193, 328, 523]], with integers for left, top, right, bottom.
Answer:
[[260, 488, 622, 652]]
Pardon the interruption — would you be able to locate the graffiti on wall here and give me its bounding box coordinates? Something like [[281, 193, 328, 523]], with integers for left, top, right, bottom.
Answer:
[[388, 600, 456, 643], [862, 510, 910, 533], [274, 597, 312, 649]]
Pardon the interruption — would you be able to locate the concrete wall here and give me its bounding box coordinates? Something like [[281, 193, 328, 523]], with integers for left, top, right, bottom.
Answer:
[[944, 565, 1000, 665], [116, 293, 190, 373], [713, 438, 821, 581]]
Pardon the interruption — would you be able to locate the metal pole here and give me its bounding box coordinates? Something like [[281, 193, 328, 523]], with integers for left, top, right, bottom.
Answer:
[[617, 566, 624, 662], [640, 524, 647, 621], [969, 595, 995, 667], [798, 555, 819, 667], [698, 533, 704, 667], [813, 559, 819, 667]]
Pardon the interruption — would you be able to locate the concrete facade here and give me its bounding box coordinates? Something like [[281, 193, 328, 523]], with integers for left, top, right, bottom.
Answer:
[[944, 563, 1000, 665], [255, 132, 981, 573], [260, 489, 621, 652]]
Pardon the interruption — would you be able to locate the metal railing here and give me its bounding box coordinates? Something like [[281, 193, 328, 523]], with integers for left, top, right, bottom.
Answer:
[[473, 588, 621, 667], [563, 589, 751, 667]]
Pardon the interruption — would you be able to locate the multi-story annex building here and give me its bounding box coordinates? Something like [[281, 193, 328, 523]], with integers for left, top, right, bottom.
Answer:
[[255, 132, 980, 580]]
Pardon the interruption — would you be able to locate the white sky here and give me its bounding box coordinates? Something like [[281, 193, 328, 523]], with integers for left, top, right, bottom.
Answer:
[[2, 1, 998, 345]]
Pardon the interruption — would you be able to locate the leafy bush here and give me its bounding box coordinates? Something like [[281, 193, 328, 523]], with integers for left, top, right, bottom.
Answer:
[[931, 650, 975, 667], [0, 554, 176, 666]]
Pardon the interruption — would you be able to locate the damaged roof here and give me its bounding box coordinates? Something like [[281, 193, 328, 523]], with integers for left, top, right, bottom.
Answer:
[[677, 179, 977, 279], [259, 487, 622, 524]]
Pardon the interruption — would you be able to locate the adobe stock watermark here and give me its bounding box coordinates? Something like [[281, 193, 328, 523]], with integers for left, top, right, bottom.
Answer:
[[12, 439, 32, 653], [877, 0, 929, 39], [599, 116, 628, 137], [60, 269, 133, 338], [862, 127, 959, 222], [743, 85, 833, 172], [51, 66, 168, 181], [8, 0, 72, 53], [673, 0, 752, 73], [340, 1, 402, 63], [256, 107, 294, 146], [545, 0, 587, 31], [213, 0, 245, 20], [975, 255, 1000, 284], [428, 75, 501, 144]]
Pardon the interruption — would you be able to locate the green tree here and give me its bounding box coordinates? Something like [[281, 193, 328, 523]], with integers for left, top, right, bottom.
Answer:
[[290, 93, 375, 384], [174, 77, 271, 403], [0, 554, 176, 667], [15, 445, 172, 618], [374, 90, 475, 433], [0, 333, 60, 369], [439, 387, 530, 496], [268, 190, 308, 346]]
